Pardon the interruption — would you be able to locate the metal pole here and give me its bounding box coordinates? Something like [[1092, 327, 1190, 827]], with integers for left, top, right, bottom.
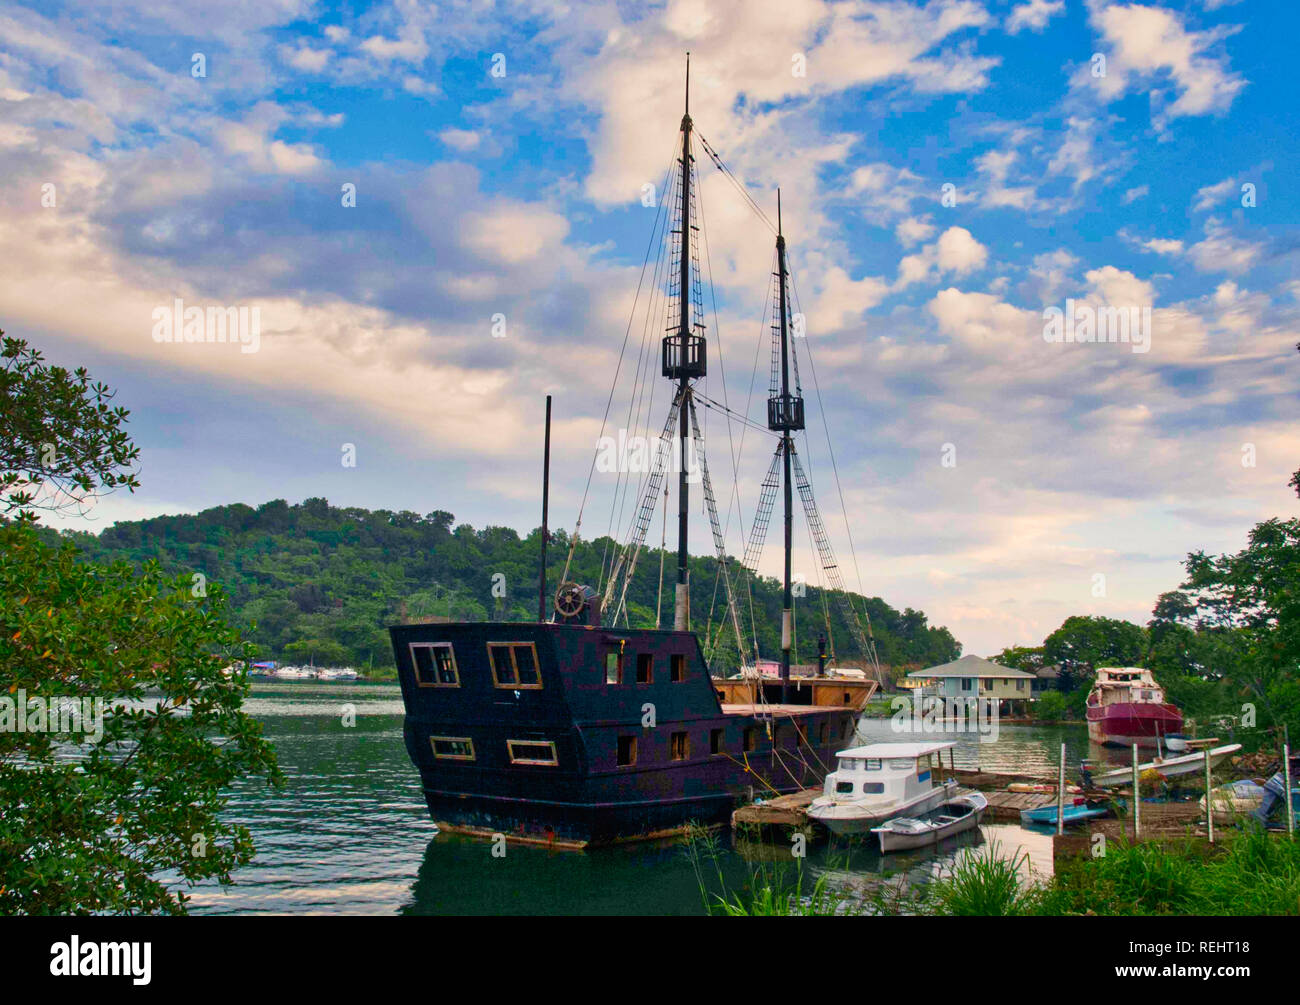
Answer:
[[1285, 742, 1295, 838], [538, 395, 551, 623], [1056, 742, 1066, 836], [776, 192, 793, 706], [1132, 744, 1140, 840], [1204, 746, 1214, 844], [673, 58, 693, 633]]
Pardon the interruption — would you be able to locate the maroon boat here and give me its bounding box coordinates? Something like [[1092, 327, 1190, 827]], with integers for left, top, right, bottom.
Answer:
[[1085, 666, 1182, 749]]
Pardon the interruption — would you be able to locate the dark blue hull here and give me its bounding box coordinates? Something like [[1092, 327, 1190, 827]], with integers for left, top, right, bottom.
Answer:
[[391, 621, 857, 848]]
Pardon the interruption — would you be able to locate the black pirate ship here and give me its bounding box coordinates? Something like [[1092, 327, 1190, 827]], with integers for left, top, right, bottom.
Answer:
[[391, 58, 883, 848]]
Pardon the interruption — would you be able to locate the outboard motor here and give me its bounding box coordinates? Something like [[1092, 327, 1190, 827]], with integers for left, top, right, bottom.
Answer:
[[1252, 752, 1300, 825], [553, 582, 603, 627]]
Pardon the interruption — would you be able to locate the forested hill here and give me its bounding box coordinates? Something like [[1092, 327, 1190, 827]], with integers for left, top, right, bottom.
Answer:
[[50, 497, 961, 676]]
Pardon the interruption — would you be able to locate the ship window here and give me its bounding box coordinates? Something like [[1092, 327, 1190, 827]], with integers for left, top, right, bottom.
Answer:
[[710, 728, 723, 754], [670, 653, 686, 682], [836, 781, 854, 794], [431, 736, 475, 760], [507, 739, 558, 766], [863, 758, 881, 770], [670, 731, 689, 760], [841, 720, 850, 739], [412, 643, 460, 687], [617, 735, 637, 766], [487, 643, 543, 689], [818, 723, 827, 744], [889, 758, 913, 770], [605, 650, 623, 685], [863, 783, 884, 794], [635, 653, 653, 684], [743, 727, 756, 752]]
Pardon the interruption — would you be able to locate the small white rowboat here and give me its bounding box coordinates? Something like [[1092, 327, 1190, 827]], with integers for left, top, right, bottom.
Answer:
[[1088, 744, 1241, 788], [871, 792, 988, 853]]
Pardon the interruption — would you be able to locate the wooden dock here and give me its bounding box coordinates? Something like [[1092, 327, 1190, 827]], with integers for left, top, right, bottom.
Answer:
[[732, 788, 821, 832], [731, 784, 1059, 833], [982, 789, 1055, 822]]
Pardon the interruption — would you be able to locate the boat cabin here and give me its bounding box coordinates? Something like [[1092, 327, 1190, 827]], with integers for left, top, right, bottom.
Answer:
[[1089, 666, 1165, 706], [821, 741, 955, 807]]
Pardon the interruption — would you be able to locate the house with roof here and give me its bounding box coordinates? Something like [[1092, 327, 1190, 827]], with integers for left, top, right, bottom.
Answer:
[[906, 653, 1037, 715]]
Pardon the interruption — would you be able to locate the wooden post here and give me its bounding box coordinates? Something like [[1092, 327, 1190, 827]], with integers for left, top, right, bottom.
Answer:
[[1285, 742, 1295, 838], [1204, 746, 1214, 845], [1132, 744, 1140, 840], [1056, 742, 1066, 836]]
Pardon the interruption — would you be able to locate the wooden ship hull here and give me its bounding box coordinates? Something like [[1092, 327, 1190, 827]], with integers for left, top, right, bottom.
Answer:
[[392, 621, 857, 849]]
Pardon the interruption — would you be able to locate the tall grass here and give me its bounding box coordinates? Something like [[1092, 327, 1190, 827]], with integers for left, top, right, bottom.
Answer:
[[921, 841, 1040, 916], [1041, 828, 1300, 916], [683, 823, 864, 916]]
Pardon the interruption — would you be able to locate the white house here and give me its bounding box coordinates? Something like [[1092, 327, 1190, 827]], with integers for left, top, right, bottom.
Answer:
[[906, 654, 1036, 715]]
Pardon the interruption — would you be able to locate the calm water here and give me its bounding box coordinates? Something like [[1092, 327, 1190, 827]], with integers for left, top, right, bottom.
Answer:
[[184, 683, 1104, 915]]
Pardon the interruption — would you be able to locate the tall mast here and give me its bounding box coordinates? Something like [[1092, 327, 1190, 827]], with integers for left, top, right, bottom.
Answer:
[[664, 52, 704, 632], [770, 190, 804, 702]]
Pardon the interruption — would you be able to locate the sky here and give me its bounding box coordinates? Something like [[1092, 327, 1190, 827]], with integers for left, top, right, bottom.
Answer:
[[1, 0, 1296, 658]]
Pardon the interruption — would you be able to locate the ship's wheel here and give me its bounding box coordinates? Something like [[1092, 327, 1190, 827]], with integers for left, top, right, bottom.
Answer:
[[553, 581, 586, 619]]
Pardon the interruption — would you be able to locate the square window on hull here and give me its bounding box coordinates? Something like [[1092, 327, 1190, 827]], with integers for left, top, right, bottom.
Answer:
[[617, 735, 637, 766], [507, 739, 558, 766], [431, 736, 475, 760], [412, 643, 460, 687], [488, 643, 543, 689]]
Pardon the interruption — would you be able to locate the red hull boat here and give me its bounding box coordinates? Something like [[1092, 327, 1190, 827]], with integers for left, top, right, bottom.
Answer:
[[1085, 667, 1182, 749]]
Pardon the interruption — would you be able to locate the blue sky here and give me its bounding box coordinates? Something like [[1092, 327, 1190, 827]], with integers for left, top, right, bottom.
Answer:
[[1, 0, 1296, 656]]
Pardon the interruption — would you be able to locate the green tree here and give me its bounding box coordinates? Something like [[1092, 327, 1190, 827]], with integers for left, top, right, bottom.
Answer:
[[1176, 471, 1300, 743], [1042, 615, 1147, 692], [0, 333, 140, 519], [284, 637, 350, 667], [0, 531, 280, 913], [0, 335, 278, 914]]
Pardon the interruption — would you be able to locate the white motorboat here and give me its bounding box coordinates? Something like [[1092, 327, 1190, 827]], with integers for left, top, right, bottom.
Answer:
[[273, 665, 317, 679], [1087, 743, 1241, 787], [807, 741, 958, 836], [872, 791, 988, 852], [317, 667, 360, 680]]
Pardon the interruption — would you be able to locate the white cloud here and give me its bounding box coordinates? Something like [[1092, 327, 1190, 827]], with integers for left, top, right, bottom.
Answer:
[[440, 128, 481, 152], [895, 216, 935, 247], [215, 103, 322, 176], [1186, 218, 1263, 274], [1079, 2, 1246, 128], [1193, 175, 1237, 212], [281, 43, 332, 73], [896, 226, 989, 290], [1007, 0, 1065, 34]]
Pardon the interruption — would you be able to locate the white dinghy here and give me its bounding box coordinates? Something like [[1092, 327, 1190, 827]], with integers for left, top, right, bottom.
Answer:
[[871, 791, 988, 853]]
